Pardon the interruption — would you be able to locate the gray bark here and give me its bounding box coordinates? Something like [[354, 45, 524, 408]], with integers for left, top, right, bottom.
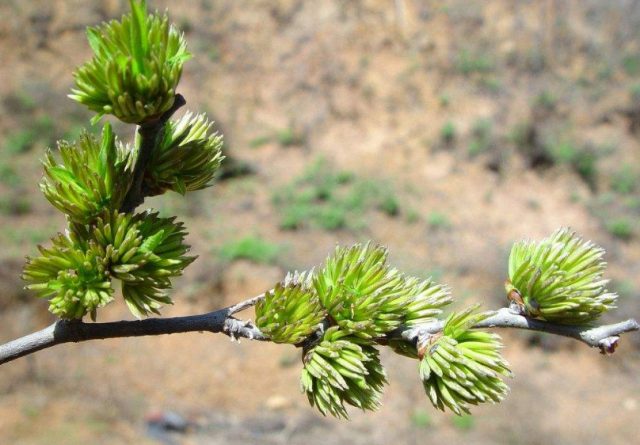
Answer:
[[1, 302, 638, 366]]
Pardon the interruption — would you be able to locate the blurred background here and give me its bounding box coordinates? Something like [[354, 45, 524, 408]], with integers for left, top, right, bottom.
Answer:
[[1, 0, 640, 443]]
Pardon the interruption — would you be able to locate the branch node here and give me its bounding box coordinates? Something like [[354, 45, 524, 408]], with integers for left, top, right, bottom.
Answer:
[[416, 332, 442, 360], [599, 337, 619, 355]]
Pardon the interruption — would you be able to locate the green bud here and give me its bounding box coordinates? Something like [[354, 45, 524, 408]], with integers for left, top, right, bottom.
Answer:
[[314, 243, 452, 339], [40, 123, 134, 224], [22, 231, 114, 320], [121, 282, 174, 318], [69, 0, 192, 124], [255, 271, 326, 344], [402, 277, 453, 326], [508, 227, 617, 324], [301, 327, 387, 420], [418, 304, 512, 415], [91, 210, 196, 318], [146, 112, 224, 196]]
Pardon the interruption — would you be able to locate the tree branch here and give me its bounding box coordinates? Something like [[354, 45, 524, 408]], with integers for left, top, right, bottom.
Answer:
[[395, 308, 640, 355], [0, 302, 638, 366], [0, 297, 266, 366], [120, 94, 187, 213]]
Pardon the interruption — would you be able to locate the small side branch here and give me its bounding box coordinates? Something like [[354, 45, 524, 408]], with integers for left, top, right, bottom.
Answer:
[[397, 308, 640, 355]]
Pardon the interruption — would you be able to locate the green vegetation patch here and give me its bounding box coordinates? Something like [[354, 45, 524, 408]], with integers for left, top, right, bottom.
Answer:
[[468, 118, 492, 157], [272, 158, 401, 231], [611, 164, 637, 195], [589, 193, 637, 241], [219, 236, 284, 264], [440, 121, 456, 144], [410, 409, 432, 428], [622, 53, 640, 76], [457, 50, 494, 75], [427, 211, 451, 230], [452, 414, 476, 432], [544, 137, 598, 187], [605, 218, 634, 241]]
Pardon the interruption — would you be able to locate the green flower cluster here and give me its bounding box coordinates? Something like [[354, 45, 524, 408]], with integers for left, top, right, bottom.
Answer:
[[146, 112, 224, 196], [23, 210, 194, 320], [507, 227, 617, 324], [313, 243, 452, 339], [301, 327, 387, 419], [23, 0, 225, 322], [91, 211, 196, 318], [255, 272, 326, 344], [40, 122, 134, 224], [23, 231, 113, 320], [70, 0, 191, 124], [256, 243, 452, 419], [417, 305, 512, 415]]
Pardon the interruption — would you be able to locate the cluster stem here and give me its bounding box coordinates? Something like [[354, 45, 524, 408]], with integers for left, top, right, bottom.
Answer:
[[120, 94, 187, 213]]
